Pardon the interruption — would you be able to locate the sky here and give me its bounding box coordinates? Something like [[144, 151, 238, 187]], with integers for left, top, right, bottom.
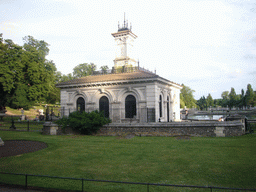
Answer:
[[1, 0, 256, 99]]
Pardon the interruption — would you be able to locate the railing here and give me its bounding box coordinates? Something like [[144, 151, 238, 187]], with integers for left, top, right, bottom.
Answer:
[[0, 172, 255, 192], [92, 66, 155, 76], [0, 116, 44, 132]]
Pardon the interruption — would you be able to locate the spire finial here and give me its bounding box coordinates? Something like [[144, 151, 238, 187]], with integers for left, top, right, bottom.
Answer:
[[118, 13, 131, 32], [124, 12, 126, 28]]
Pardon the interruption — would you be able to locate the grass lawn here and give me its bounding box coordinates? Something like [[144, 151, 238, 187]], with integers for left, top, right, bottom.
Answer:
[[0, 131, 255, 192], [5, 105, 60, 120]]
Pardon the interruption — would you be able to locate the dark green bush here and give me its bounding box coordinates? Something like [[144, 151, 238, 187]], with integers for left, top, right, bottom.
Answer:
[[56, 110, 111, 135]]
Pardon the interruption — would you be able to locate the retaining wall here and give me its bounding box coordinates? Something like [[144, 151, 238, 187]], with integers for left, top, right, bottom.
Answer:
[[97, 121, 245, 137], [42, 121, 245, 137]]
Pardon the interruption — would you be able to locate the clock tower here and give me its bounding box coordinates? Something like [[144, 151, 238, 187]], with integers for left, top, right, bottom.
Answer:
[[111, 14, 137, 69]]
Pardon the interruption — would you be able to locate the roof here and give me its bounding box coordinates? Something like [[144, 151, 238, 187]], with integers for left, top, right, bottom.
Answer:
[[56, 70, 182, 88]]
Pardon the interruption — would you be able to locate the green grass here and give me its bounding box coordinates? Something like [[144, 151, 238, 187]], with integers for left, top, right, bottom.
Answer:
[[5, 106, 60, 119], [0, 131, 255, 191]]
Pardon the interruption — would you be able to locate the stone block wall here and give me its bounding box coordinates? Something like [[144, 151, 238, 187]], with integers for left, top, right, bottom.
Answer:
[[42, 121, 244, 137], [97, 121, 244, 137]]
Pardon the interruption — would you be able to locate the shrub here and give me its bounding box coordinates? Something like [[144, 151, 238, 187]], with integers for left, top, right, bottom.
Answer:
[[56, 110, 111, 135]]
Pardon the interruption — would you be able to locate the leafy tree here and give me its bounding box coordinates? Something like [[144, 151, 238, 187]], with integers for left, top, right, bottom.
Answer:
[[213, 99, 222, 107], [228, 87, 238, 109], [197, 96, 207, 110], [221, 91, 229, 107], [180, 84, 197, 108], [206, 94, 214, 109], [61, 73, 74, 82], [23, 35, 49, 60], [180, 95, 185, 109], [245, 84, 255, 108], [0, 34, 58, 109], [100, 65, 109, 74], [237, 89, 246, 109], [73, 63, 96, 78]]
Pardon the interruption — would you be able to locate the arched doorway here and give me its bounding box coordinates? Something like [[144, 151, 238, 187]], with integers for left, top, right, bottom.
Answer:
[[99, 96, 109, 118], [159, 95, 162, 118], [77, 97, 85, 112], [125, 95, 136, 118]]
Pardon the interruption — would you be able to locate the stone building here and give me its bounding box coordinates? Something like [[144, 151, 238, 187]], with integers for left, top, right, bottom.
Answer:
[[56, 18, 182, 123]]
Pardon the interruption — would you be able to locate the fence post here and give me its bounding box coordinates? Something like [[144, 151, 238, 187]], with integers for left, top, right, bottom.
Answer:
[[9, 117, 16, 129], [25, 174, 28, 189], [147, 183, 149, 192], [27, 120, 30, 132], [82, 179, 84, 192]]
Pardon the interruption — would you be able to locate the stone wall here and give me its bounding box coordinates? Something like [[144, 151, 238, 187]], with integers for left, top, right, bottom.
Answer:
[[42, 121, 245, 137], [97, 121, 245, 137]]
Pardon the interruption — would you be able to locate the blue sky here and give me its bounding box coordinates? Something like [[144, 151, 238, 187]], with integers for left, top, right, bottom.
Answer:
[[1, 0, 255, 99]]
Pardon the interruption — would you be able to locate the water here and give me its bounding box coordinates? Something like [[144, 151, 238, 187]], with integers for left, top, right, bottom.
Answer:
[[188, 115, 223, 120]]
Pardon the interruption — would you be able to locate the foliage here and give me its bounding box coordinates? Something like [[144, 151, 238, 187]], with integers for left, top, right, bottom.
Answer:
[[73, 63, 96, 78], [198, 84, 255, 110], [0, 34, 58, 109], [206, 93, 214, 108], [197, 96, 207, 110], [245, 84, 255, 107], [56, 110, 111, 135], [56, 63, 99, 83], [100, 65, 109, 74], [180, 84, 197, 108], [220, 91, 229, 107], [228, 87, 238, 109]]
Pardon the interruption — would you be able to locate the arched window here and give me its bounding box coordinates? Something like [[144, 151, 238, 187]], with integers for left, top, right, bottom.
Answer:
[[167, 96, 169, 122], [99, 96, 109, 118], [77, 97, 85, 112], [159, 95, 162, 117], [125, 95, 136, 118]]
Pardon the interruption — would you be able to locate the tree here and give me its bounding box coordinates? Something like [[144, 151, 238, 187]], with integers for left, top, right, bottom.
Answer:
[[206, 94, 214, 109], [0, 34, 58, 109], [238, 89, 246, 109], [100, 65, 109, 74], [213, 98, 222, 107], [221, 91, 229, 107], [228, 87, 238, 109], [73, 63, 96, 78], [197, 96, 207, 110], [245, 84, 255, 108], [0, 37, 26, 108], [23, 35, 49, 60], [180, 84, 197, 108]]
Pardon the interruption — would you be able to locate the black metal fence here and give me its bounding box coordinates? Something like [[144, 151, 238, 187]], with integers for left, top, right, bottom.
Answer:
[[0, 116, 44, 132], [0, 172, 255, 192], [92, 66, 155, 75], [44, 105, 61, 121]]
